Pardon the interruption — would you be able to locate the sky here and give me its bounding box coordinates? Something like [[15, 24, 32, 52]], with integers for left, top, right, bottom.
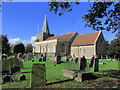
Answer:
[[2, 2, 117, 45]]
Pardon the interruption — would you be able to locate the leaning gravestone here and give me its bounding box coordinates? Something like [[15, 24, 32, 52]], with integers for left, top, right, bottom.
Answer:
[[94, 56, 99, 72], [89, 55, 95, 68], [80, 56, 87, 71], [31, 63, 46, 87]]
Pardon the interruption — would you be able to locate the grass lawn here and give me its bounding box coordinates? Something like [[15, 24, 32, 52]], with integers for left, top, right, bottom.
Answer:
[[2, 57, 120, 88]]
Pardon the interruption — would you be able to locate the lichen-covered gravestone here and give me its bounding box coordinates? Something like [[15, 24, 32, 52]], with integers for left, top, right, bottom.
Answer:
[[80, 56, 87, 71], [2, 56, 11, 74], [31, 64, 46, 87]]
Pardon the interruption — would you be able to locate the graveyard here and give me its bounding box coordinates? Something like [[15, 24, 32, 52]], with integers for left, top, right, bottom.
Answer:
[[1, 2, 120, 89], [1, 54, 119, 89]]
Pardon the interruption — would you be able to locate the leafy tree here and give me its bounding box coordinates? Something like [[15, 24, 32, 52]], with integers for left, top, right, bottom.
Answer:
[[107, 38, 120, 60], [48, 1, 120, 34], [0, 35, 10, 54], [14, 43, 25, 54], [25, 44, 33, 53]]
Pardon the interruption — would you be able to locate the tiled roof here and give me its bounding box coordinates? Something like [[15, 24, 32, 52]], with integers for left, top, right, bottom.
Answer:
[[47, 32, 76, 40], [71, 32, 100, 46]]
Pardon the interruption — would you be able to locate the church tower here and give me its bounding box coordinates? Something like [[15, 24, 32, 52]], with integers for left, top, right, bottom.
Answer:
[[36, 15, 54, 42]]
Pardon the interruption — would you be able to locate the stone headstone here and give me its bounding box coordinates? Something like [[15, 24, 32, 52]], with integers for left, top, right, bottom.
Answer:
[[80, 56, 87, 71], [27, 53, 32, 61], [89, 55, 95, 68], [74, 71, 96, 82], [42, 56, 46, 62], [15, 58, 24, 69], [63, 69, 78, 79], [17, 53, 23, 59], [75, 58, 78, 63], [11, 66, 20, 74], [2, 58, 11, 74], [31, 63, 46, 87], [56, 56, 61, 64], [20, 75, 26, 81], [65, 57, 69, 62], [38, 58, 42, 62], [94, 57, 99, 72], [3, 76, 13, 83]]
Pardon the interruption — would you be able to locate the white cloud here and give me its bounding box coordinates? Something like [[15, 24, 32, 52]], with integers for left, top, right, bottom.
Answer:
[[9, 36, 37, 46], [9, 38, 21, 44]]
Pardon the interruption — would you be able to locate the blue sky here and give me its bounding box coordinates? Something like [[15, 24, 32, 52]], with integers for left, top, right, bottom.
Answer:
[[2, 2, 117, 45]]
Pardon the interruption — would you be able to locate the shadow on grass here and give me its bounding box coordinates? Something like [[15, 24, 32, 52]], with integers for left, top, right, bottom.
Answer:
[[46, 79, 74, 86], [95, 70, 120, 78]]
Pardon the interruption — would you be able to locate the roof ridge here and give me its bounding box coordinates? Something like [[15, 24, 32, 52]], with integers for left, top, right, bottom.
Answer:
[[50, 32, 76, 37], [78, 32, 99, 36]]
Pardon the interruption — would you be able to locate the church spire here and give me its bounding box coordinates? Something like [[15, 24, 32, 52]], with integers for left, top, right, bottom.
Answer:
[[42, 15, 50, 34]]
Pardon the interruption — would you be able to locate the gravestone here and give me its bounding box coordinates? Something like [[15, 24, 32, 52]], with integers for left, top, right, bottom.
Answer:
[[65, 57, 69, 62], [31, 63, 46, 87], [15, 58, 24, 69], [20, 75, 26, 81], [2, 57, 11, 74], [42, 56, 46, 62], [17, 53, 23, 59], [11, 66, 20, 74], [74, 71, 97, 82], [38, 58, 42, 62], [89, 55, 95, 68], [94, 56, 99, 72], [3, 76, 13, 83], [75, 58, 78, 63], [56, 56, 61, 64], [80, 56, 87, 71], [27, 53, 33, 61]]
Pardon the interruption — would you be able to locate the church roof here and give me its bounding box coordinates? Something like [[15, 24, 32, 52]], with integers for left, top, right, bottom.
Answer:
[[47, 32, 76, 40], [71, 32, 100, 46]]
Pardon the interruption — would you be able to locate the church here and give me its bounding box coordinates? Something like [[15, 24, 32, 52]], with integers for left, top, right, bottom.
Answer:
[[33, 16, 107, 59]]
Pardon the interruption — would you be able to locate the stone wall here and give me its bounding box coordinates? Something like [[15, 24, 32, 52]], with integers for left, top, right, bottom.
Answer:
[[95, 31, 107, 58], [71, 45, 95, 59]]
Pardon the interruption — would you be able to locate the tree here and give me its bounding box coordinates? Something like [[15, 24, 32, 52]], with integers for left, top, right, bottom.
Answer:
[[25, 44, 33, 53], [48, 1, 120, 34], [14, 43, 25, 54], [0, 35, 10, 54], [107, 38, 120, 60]]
